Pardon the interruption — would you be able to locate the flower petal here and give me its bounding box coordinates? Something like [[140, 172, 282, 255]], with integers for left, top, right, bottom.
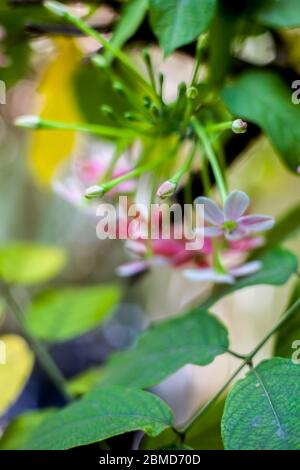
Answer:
[[229, 237, 264, 252], [204, 226, 224, 238], [230, 260, 262, 277], [224, 191, 250, 221], [116, 260, 150, 277], [183, 268, 234, 284], [239, 215, 275, 233], [194, 197, 224, 225]]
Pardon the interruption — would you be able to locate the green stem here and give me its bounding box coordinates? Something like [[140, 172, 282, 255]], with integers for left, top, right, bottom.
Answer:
[[45, 2, 142, 82], [1, 283, 72, 402], [170, 141, 196, 185], [178, 296, 300, 433], [18, 117, 136, 139], [205, 121, 233, 133], [192, 117, 228, 204], [191, 35, 207, 86]]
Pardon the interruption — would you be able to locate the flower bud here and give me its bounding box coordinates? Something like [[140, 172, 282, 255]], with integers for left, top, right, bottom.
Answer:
[[15, 115, 41, 129], [84, 185, 105, 199], [44, 1, 68, 17], [232, 119, 247, 134], [156, 180, 177, 199], [186, 86, 198, 100]]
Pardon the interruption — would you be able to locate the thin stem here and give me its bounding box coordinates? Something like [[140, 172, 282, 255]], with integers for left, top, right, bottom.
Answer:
[[45, 2, 157, 102], [18, 117, 136, 138], [178, 296, 300, 433], [191, 35, 207, 86], [205, 121, 233, 133], [200, 147, 210, 197], [1, 283, 72, 402], [45, 2, 139, 80], [142, 49, 157, 96], [171, 141, 196, 185], [192, 117, 228, 204]]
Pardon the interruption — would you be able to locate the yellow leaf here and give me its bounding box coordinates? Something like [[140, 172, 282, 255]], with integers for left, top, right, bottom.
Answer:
[[30, 38, 82, 185], [0, 335, 34, 416]]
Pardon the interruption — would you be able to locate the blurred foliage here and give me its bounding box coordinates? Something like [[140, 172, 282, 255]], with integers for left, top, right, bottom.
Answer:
[[25, 284, 121, 342], [0, 242, 66, 284], [0, 0, 300, 453], [0, 334, 34, 416]]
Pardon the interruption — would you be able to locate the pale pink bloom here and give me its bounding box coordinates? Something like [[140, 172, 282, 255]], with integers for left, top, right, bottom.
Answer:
[[184, 260, 262, 285], [195, 191, 274, 241], [53, 143, 136, 208], [116, 219, 213, 277], [229, 237, 264, 252], [156, 180, 177, 199]]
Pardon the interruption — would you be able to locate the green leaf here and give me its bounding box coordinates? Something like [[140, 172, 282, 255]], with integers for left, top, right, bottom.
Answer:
[[0, 409, 55, 450], [0, 243, 67, 285], [100, 309, 228, 389], [274, 280, 300, 358], [222, 358, 300, 450], [109, 0, 149, 53], [203, 248, 298, 309], [264, 204, 300, 249], [25, 386, 173, 450], [149, 0, 216, 56], [254, 0, 300, 28], [24, 285, 121, 342], [185, 399, 224, 450], [222, 70, 300, 173], [68, 367, 103, 396]]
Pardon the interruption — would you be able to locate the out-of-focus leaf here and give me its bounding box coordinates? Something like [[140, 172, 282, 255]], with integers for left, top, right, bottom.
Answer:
[[0, 4, 59, 86], [25, 285, 121, 342], [100, 309, 228, 389], [68, 367, 103, 396], [222, 70, 300, 173], [141, 427, 178, 450], [185, 400, 224, 450], [222, 358, 300, 450], [274, 280, 300, 358], [0, 335, 34, 416], [264, 205, 300, 249], [0, 409, 55, 450], [29, 38, 81, 185], [25, 386, 173, 450], [149, 0, 216, 56], [203, 248, 298, 309], [254, 0, 300, 28], [108, 0, 149, 55], [0, 243, 66, 285], [74, 62, 128, 125]]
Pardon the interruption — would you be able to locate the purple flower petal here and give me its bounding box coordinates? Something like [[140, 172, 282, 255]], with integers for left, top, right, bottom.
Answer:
[[116, 260, 150, 277], [194, 197, 224, 225], [230, 260, 262, 277], [183, 268, 234, 284], [204, 226, 224, 238], [239, 215, 275, 233], [224, 191, 250, 221]]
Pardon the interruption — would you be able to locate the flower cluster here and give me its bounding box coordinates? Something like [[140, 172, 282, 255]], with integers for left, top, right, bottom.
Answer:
[[117, 191, 274, 284]]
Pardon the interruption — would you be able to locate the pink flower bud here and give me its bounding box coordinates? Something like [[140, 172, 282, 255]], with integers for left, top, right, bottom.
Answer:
[[232, 119, 247, 134], [156, 180, 177, 199]]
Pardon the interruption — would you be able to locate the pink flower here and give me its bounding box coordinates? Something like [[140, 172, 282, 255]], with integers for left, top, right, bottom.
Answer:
[[116, 217, 213, 277], [184, 260, 262, 285], [195, 191, 274, 241], [53, 142, 136, 208]]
